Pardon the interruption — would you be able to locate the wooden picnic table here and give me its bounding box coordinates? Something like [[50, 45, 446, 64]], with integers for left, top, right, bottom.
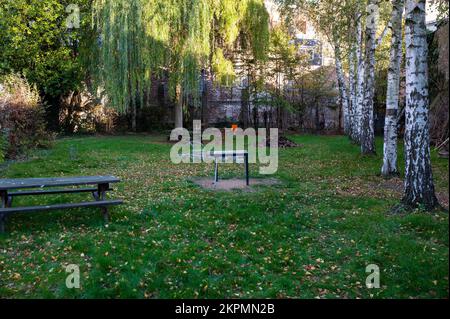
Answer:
[[0, 176, 123, 233]]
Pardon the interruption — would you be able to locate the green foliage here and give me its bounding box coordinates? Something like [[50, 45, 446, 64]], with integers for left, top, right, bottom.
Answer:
[[240, 0, 270, 62], [91, 0, 270, 113], [269, 25, 299, 69], [91, 0, 147, 114], [303, 66, 338, 104], [212, 48, 236, 86], [215, 0, 244, 47], [250, 24, 309, 114], [430, 0, 450, 21], [268, 24, 308, 88], [0, 0, 92, 128], [277, 0, 392, 74]]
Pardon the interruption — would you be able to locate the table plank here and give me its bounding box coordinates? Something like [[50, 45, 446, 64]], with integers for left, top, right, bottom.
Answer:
[[0, 200, 123, 214], [9, 187, 112, 197], [0, 176, 121, 190], [211, 150, 248, 156]]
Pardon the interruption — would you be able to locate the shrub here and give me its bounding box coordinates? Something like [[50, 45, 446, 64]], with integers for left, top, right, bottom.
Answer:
[[59, 90, 118, 134], [0, 129, 6, 163], [0, 74, 54, 159]]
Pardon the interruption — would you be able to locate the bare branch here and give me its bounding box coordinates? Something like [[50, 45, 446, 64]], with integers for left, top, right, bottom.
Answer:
[[375, 22, 391, 48]]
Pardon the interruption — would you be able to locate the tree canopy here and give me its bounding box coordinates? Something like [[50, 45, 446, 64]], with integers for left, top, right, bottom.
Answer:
[[90, 0, 270, 114], [0, 0, 93, 128]]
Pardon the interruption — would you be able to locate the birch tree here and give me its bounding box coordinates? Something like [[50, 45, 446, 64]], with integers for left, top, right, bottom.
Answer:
[[381, 0, 404, 177], [402, 0, 438, 210], [360, 0, 379, 155], [347, 44, 356, 139], [278, 0, 359, 136], [353, 12, 365, 143]]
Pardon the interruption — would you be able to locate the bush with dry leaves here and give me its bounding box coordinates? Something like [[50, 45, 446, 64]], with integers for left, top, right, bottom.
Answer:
[[0, 74, 54, 160]]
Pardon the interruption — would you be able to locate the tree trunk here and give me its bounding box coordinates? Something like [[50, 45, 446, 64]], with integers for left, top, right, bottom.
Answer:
[[315, 102, 320, 133], [253, 106, 259, 130], [402, 0, 438, 210], [201, 69, 208, 128], [348, 46, 356, 140], [240, 85, 250, 128], [175, 84, 183, 129], [131, 100, 137, 132], [335, 45, 350, 135], [354, 14, 365, 144], [361, 0, 378, 155], [382, 0, 405, 177]]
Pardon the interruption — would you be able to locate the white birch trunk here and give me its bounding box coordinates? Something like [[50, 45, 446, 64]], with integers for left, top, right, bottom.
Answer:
[[403, 0, 438, 209], [348, 50, 356, 138], [354, 14, 365, 144], [361, 0, 378, 155], [381, 0, 405, 177], [335, 46, 350, 135]]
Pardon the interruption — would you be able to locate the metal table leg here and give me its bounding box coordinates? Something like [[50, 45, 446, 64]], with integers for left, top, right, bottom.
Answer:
[[245, 153, 249, 186], [214, 159, 219, 183]]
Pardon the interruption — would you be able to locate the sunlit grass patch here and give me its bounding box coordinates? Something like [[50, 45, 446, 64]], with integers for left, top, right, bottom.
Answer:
[[0, 134, 448, 299]]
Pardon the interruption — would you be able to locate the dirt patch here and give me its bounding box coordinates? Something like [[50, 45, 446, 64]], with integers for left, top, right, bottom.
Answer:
[[335, 176, 449, 209], [436, 192, 449, 210], [335, 177, 403, 200], [375, 178, 449, 209], [378, 177, 404, 193], [277, 136, 302, 148], [191, 177, 281, 191]]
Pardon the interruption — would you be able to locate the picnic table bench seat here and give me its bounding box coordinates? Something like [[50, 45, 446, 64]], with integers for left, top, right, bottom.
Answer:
[[0, 176, 123, 233]]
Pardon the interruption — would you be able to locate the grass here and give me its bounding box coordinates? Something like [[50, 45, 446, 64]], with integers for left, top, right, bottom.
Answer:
[[0, 134, 448, 299]]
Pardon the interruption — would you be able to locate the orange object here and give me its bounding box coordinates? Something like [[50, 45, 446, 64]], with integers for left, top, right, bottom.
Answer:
[[231, 124, 238, 133]]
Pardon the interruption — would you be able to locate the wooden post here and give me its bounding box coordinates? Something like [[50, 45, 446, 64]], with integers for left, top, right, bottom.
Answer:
[[7, 196, 13, 208], [97, 183, 110, 223], [0, 190, 8, 233]]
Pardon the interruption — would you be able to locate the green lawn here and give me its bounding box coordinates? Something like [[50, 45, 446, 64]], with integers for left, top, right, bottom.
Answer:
[[0, 134, 448, 298]]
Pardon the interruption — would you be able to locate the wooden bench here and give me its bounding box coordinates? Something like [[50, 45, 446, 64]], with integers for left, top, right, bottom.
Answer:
[[0, 176, 123, 233]]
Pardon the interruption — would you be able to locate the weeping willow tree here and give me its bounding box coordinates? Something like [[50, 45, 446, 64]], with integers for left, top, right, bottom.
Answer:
[[90, 0, 270, 130]]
